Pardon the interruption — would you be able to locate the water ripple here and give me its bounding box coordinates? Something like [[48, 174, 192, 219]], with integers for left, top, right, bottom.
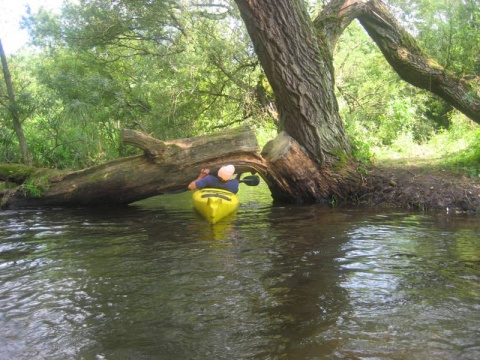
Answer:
[[1, 199, 479, 359]]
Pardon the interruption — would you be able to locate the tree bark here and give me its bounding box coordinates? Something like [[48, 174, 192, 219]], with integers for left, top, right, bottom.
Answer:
[[233, 0, 361, 203], [0, 38, 31, 165], [261, 131, 360, 203], [1, 127, 267, 209], [234, 0, 351, 165], [234, 0, 479, 202], [314, 0, 367, 54]]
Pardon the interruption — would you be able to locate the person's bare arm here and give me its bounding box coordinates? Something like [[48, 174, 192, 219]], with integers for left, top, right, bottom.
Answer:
[[187, 169, 210, 190]]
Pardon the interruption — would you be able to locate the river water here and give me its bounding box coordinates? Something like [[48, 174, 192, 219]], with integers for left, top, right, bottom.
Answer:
[[1, 182, 479, 359]]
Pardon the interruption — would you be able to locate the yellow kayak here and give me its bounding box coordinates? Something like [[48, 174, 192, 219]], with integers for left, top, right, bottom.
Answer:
[[192, 188, 239, 224]]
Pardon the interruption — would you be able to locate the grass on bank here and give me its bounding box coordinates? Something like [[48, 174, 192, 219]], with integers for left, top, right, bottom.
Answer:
[[252, 111, 480, 179], [357, 114, 480, 178]]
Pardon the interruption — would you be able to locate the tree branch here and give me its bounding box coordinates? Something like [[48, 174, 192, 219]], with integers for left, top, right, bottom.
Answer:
[[315, 0, 480, 123], [364, 1, 480, 122]]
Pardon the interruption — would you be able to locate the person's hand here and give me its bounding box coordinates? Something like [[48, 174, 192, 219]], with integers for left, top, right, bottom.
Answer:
[[188, 168, 210, 191], [199, 168, 210, 179]]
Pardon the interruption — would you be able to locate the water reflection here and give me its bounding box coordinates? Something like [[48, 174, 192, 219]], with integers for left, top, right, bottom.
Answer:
[[336, 213, 480, 359], [248, 207, 350, 358], [0, 188, 479, 359]]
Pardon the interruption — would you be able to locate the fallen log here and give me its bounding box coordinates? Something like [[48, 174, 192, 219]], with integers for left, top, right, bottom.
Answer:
[[1, 126, 267, 208]]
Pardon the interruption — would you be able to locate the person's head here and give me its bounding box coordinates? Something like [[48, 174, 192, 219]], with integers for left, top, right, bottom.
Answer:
[[218, 165, 235, 181]]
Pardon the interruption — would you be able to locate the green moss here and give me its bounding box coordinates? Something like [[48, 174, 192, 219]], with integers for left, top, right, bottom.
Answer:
[[22, 183, 43, 198], [426, 58, 444, 71], [331, 148, 350, 171], [21, 172, 51, 198], [0, 181, 17, 191], [0, 164, 36, 182], [0, 165, 63, 199], [1, 193, 9, 208]]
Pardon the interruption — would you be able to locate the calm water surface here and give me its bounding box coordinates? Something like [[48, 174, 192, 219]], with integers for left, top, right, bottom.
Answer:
[[1, 183, 479, 359]]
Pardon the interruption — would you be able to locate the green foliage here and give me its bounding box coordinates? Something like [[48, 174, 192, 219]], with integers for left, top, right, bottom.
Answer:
[[335, 21, 436, 158], [335, 2, 479, 166], [387, 0, 480, 77], [0, 163, 35, 181], [252, 120, 277, 148], [22, 183, 43, 198], [0, 164, 55, 199], [377, 97, 434, 145], [372, 110, 480, 178], [349, 133, 373, 164], [1, 0, 478, 175], [0, 52, 42, 164], [0, 123, 18, 163], [329, 195, 338, 207], [9, 1, 277, 169], [432, 116, 480, 177], [20, 168, 58, 198], [6, 0, 274, 171]]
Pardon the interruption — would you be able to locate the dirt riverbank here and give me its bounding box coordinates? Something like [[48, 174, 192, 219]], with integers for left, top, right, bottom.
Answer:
[[359, 158, 480, 215]]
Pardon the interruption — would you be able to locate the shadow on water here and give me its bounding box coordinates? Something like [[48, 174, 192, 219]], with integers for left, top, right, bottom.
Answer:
[[1, 182, 480, 359]]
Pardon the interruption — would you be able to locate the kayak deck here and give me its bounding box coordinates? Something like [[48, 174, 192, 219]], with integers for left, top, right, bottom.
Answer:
[[192, 188, 239, 224]]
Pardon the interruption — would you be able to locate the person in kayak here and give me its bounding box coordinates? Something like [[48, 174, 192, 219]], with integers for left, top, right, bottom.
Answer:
[[188, 165, 239, 193]]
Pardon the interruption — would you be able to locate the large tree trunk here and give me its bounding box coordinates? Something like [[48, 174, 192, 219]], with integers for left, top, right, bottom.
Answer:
[[234, 0, 351, 164], [261, 131, 360, 203], [234, 0, 361, 202]]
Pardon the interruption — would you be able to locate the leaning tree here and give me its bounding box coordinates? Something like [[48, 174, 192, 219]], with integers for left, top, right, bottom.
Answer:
[[233, 0, 480, 202], [1, 0, 479, 208]]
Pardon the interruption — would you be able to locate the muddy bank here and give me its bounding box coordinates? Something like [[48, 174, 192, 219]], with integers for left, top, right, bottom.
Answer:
[[358, 162, 480, 215]]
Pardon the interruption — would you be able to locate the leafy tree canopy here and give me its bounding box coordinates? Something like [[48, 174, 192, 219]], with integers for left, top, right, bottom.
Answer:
[[1, 0, 477, 170]]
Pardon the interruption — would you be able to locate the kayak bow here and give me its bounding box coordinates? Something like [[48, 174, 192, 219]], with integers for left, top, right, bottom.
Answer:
[[192, 188, 239, 224]]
